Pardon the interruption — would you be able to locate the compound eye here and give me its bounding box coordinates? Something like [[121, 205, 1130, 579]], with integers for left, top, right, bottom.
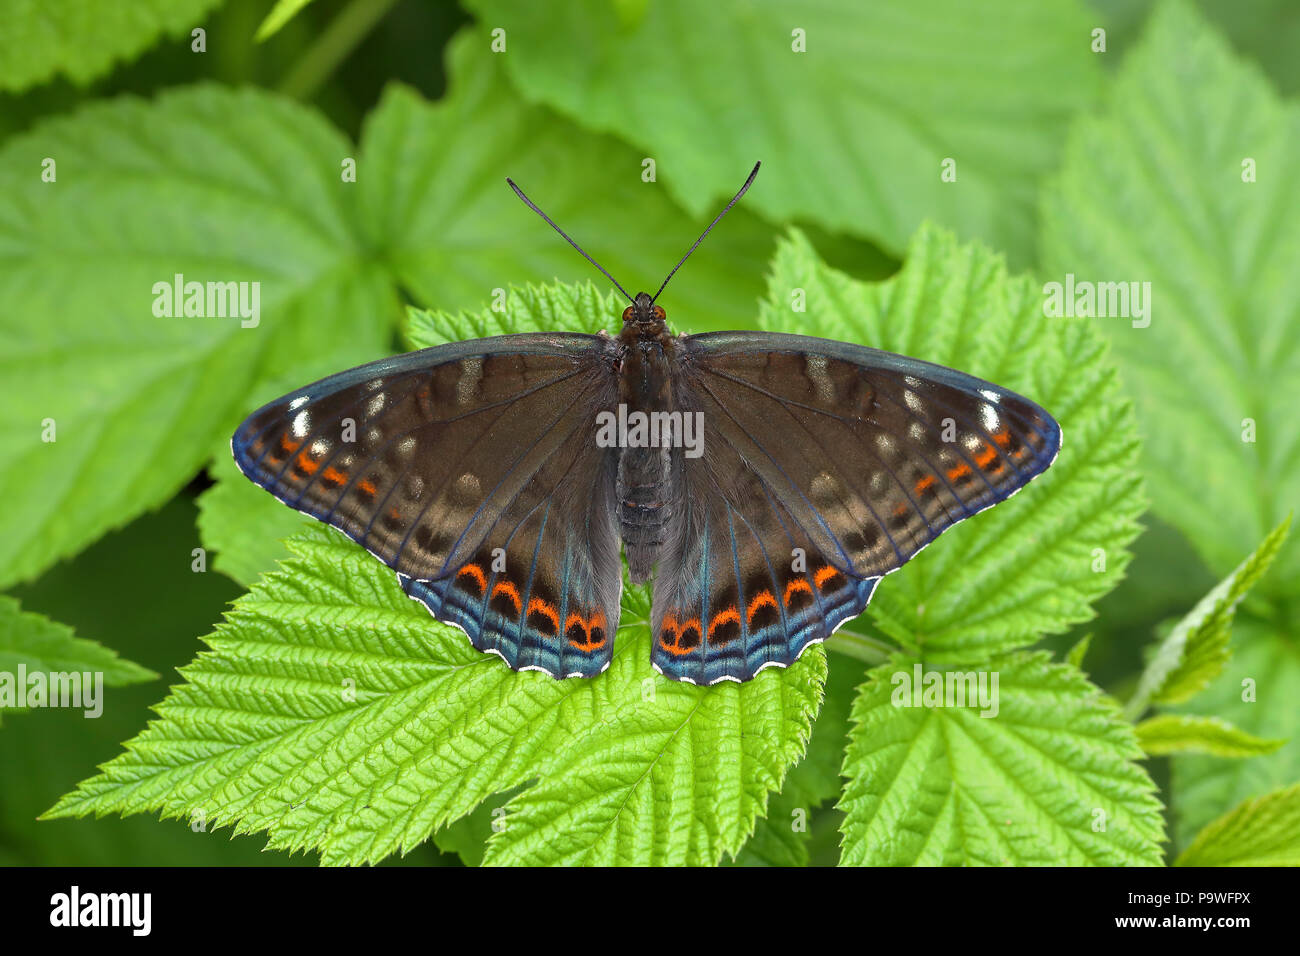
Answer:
[[622, 306, 634, 321], [652, 305, 666, 321]]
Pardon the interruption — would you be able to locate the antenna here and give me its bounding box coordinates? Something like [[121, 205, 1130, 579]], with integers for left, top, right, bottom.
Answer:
[[651, 161, 760, 304], [506, 177, 634, 304]]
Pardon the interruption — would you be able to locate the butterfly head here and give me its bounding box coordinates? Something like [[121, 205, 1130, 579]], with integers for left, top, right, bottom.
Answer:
[[622, 291, 667, 333]]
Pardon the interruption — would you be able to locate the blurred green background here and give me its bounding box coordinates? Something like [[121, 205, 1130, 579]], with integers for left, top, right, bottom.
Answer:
[[0, 0, 1295, 865]]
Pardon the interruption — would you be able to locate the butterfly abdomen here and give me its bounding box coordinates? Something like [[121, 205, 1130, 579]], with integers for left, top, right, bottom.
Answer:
[[618, 446, 673, 582]]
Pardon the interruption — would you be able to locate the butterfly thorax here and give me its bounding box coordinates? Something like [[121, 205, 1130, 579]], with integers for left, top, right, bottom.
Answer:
[[615, 293, 678, 582]]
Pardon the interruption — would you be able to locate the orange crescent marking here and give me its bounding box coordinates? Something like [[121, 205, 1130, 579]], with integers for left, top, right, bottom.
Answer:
[[993, 428, 1013, 448], [814, 565, 842, 588], [322, 466, 347, 485], [746, 589, 777, 625], [526, 597, 559, 628], [947, 462, 971, 482], [975, 445, 998, 469], [783, 579, 812, 606], [914, 474, 936, 495], [456, 564, 487, 592], [708, 606, 741, 636], [278, 435, 301, 457], [358, 478, 378, 496], [492, 581, 522, 613]]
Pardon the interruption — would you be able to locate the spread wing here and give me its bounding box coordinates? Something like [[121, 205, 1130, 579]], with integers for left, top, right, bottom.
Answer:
[[231, 333, 623, 678], [650, 331, 1061, 684]]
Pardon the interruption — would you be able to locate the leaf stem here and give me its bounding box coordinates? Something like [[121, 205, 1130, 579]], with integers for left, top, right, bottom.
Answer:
[[278, 0, 401, 100], [826, 629, 894, 666]]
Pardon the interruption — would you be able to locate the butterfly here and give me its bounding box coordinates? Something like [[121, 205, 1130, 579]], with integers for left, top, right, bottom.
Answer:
[[231, 163, 1061, 685]]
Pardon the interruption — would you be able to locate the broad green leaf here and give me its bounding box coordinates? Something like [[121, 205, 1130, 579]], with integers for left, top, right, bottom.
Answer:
[[1175, 783, 1300, 866], [1134, 714, 1284, 758], [0, 596, 156, 723], [839, 652, 1164, 865], [1125, 517, 1290, 718], [0, 0, 225, 92], [1168, 620, 1300, 848], [0, 84, 396, 589], [733, 656, 861, 866], [0, 496, 314, 866], [47, 526, 824, 867], [762, 225, 1145, 662], [356, 33, 775, 335], [1088, 0, 1300, 96], [1041, 0, 1300, 594], [463, 0, 1103, 264]]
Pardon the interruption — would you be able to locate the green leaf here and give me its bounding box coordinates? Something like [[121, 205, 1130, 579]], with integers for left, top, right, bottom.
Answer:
[[1167, 620, 1300, 848], [405, 282, 612, 349], [1041, 0, 1300, 594], [1126, 517, 1290, 718], [464, 0, 1104, 264], [255, 0, 317, 42], [1175, 782, 1300, 866], [1087, 0, 1300, 97], [0, 0, 225, 92], [839, 652, 1164, 865], [732, 656, 861, 866], [482, 629, 823, 865], [1067, 633, 1093, 670], [431, 797, 509, 868], [1134, 714, 1284, 758], [0, 596, 156, 722], [762, 225, 1145, 662], [356, 34, 775, 334], [0, 84, 396, 589]]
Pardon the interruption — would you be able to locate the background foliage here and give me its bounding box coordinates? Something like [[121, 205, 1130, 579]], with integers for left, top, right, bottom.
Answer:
[[1, 0, 1296, 866]]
